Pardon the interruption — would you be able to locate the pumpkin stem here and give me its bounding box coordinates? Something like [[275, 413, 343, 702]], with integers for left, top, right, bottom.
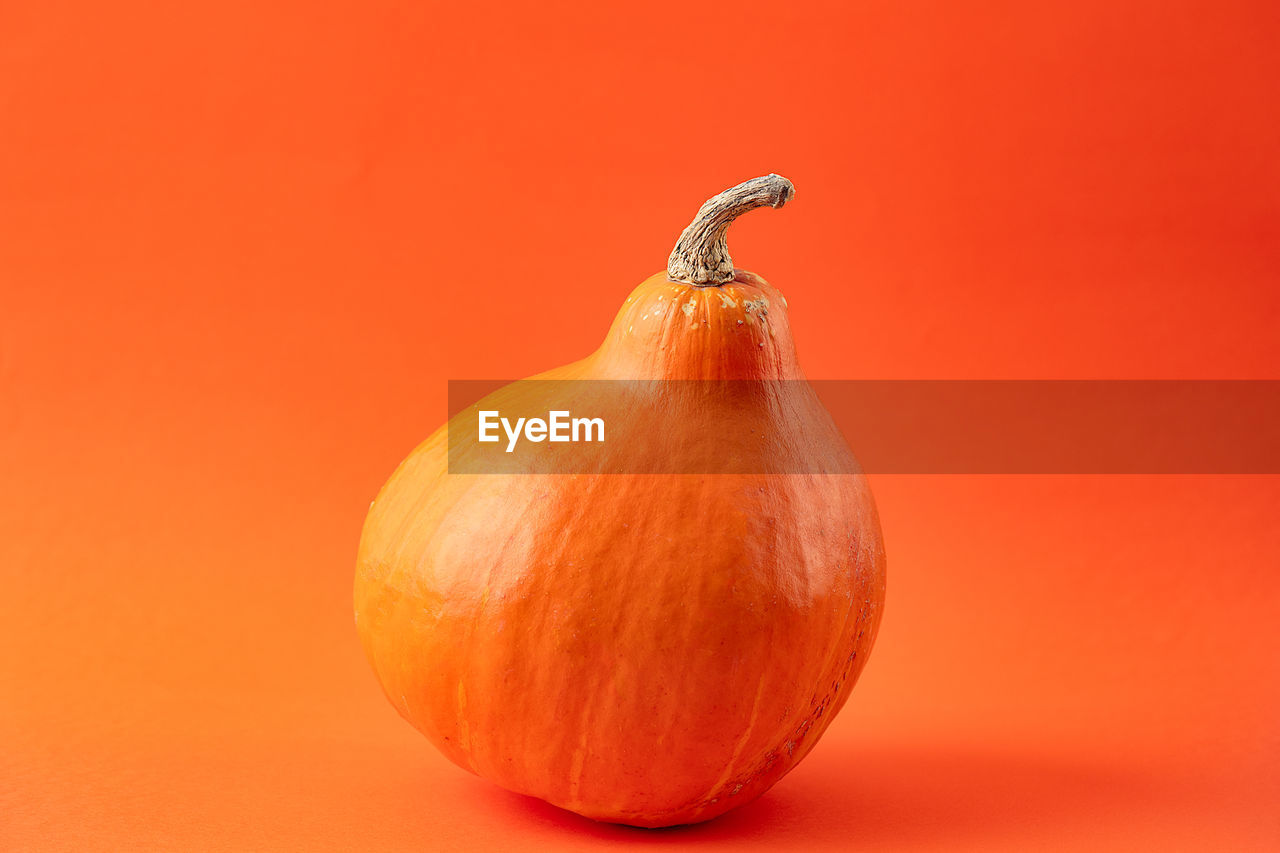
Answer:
[[667, 174, 795, 286]]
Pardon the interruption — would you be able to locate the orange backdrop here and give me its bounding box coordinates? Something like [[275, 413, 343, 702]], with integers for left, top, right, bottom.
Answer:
[[3, 1, 1278, 850]]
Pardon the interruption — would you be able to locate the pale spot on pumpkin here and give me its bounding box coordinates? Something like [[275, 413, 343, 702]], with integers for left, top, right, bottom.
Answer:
[[681, 301, 696, 318], [456, 682, 473, 766], [737, 320, 744, 325], [627, 325, 633, 334], [568, 735, 588, 806], [707, 678, 767, 802], [718, 292, 738, 308]]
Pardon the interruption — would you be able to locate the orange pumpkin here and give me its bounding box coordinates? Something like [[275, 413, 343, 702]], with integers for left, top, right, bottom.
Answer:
[[355, 175, 886, 827]]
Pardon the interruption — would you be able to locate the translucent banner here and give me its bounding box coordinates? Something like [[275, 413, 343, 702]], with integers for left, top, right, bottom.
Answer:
[[446, 380, 1280, 474]]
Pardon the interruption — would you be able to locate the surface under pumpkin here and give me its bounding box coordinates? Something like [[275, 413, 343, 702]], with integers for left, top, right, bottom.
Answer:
[[354, 175, 886, 827]]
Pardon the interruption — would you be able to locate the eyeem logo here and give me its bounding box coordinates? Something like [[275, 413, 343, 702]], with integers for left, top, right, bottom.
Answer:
[[478, 410, 605, 453]]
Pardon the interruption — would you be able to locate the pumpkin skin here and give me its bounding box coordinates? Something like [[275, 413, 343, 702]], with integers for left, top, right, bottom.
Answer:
[[355, 181, 885, 828]]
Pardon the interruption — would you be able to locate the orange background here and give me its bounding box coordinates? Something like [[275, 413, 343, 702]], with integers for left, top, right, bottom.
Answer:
[[3, 1, 1278, 850]]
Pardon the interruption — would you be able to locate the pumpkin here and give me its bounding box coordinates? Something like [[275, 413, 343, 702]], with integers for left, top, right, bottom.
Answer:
[[355, 175, 886, 827]]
